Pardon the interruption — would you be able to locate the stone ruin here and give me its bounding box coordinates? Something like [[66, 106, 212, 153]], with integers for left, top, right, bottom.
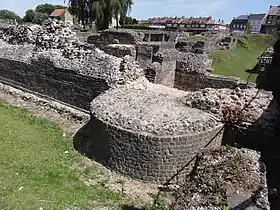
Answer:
[[0, 20, 279, 209], [87, 29, 250, 92], [0, 20, 142, 110]]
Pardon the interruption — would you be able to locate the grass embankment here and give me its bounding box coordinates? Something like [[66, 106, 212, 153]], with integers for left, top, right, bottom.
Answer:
[[209, 34, 274, 81], [0, 101, 124, 209]]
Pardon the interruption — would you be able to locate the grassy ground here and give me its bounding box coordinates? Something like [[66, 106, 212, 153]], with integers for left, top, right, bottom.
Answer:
[[0, 100, 124, 210], [209, 34, 274, 81]]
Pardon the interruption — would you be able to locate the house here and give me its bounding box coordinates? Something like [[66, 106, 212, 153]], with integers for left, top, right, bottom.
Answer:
[[230, 15, 249, 34], [206, 19, 228, 33], [50, 8, 73, 25], [148, 16, 227, 33], [261, 5, 280, 34], [248, 13, 266, 33]]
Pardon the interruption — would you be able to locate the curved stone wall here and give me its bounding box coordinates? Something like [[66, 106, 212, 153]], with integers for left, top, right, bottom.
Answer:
[[89, 115, 224, 184], [89, 79, 225, 183]]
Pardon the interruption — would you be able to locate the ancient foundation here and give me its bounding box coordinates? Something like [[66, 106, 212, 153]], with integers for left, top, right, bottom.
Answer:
[[90, 78, 224, 183]]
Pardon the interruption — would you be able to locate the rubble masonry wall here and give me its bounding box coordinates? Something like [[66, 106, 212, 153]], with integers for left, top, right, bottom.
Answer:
[[174, 70, 250, 91], [92, 115, 224, 183], [0, 57, 110, 110]]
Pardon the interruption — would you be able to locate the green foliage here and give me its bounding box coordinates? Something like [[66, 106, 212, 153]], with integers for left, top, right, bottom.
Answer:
[[32, 12, 49, 25], [236, 38, 249, 49], [209, 34, 274, 81], [221, 205, 230, 210], [68, 0, 134, 30], [119, 16, 138, 25], [22, 9, 35, 22], [35, 3, 66, 15], [0, 101, 124, 209], [0, 9, 22, 23]]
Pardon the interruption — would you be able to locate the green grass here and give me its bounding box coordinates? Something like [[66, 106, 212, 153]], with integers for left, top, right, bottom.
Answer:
[[209, 34, 275, 81], [0, 101, 124, 210]]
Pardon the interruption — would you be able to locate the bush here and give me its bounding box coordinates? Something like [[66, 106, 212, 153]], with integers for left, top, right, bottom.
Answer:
[[237, 38, 249, 49], [33, 12, 49, 25], [0, 9, 22, 23]]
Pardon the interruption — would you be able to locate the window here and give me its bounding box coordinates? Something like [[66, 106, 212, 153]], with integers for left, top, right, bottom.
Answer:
[[200, 24, 205, 27]]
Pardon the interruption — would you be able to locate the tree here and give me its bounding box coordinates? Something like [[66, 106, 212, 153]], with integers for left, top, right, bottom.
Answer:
[[120, 0, 133, 26], [119, 16, 132, 25], [23, 9, 35, 22], [35, 3, 66, 15], [67, 0, 133, 30], [33, 12, 49, 25], [0, 9, 22, 23], [132, 18, 138, 24]]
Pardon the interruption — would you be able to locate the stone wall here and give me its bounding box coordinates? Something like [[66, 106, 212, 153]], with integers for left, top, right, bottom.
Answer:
[[175, 36, 236, 53], [103, 44, 136, 58], [257, 38, 280, 108], [0, 57, 110, 110], [0, 23, 143, 111], [89, 78, 226, 184], [143, 33, 170, 42], [153, 49, 178, 87], [174, 54, 252, 91], [87, 29, 141, 47], [89, 115, 224, 183], [174, 71, 250, 91]]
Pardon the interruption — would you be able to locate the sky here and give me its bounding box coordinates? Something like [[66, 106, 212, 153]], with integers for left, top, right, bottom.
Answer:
[[0, 0, 279, 23]]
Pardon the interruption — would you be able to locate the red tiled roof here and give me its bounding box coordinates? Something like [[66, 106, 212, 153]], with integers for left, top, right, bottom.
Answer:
[[50, 9, 66, 17], [151, 16, 212, 25]]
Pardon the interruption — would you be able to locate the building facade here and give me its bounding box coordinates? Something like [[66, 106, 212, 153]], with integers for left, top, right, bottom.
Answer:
[[261, 5, 280, 34], [150, 16, 227, 33], [230, 15, 249, 34], [50, 8, 73, 25], [248, 13, 266, 33]]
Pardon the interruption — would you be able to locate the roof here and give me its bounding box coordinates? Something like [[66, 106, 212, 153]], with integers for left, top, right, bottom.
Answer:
[[235, 15, 250, 20], [268, 6, 280, 16], [151, 16, 211, 25], [207, 19, 226, 25], [248, 13, 266, 20], [50, 9, 66, 17]]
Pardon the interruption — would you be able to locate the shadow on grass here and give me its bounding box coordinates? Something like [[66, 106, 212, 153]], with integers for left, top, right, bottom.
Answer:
[[73, 114, 110, 164]]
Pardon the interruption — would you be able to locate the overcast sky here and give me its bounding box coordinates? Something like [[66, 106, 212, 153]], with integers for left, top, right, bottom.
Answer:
[[0, 0, 279, 23]]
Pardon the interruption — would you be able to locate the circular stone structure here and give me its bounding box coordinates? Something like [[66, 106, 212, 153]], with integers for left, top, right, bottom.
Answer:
[[90, 78, 224, 183]]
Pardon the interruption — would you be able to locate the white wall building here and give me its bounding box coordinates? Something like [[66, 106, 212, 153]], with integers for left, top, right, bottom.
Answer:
[[248, 13, 266, 33]]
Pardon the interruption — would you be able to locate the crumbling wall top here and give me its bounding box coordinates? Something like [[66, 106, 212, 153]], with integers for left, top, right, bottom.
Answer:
[[91, 77, 220, 136], [0, 20, 144, 87]]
